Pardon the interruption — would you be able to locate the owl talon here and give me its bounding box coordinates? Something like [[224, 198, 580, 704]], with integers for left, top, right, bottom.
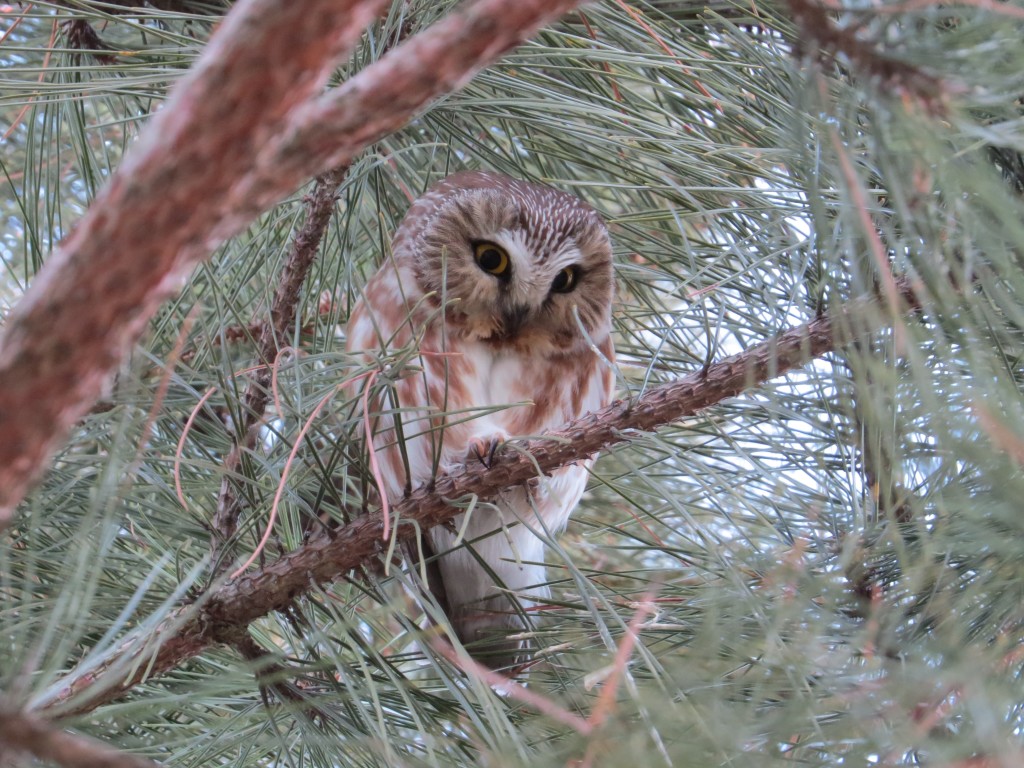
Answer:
[[469, 435, 506, 469]]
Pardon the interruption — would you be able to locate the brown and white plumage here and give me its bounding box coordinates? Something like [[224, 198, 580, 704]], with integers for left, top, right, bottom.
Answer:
[[346, 171, 615, 666]]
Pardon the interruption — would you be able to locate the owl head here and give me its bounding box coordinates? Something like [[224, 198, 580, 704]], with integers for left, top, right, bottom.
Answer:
[[392, 171, 613, 355]]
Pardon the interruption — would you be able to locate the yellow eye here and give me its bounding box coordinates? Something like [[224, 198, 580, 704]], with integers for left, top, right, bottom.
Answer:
[[473, 241, 509, 277], [551, 266, 578, 294]]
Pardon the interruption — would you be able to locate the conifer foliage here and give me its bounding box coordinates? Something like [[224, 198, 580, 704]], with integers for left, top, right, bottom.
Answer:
[[2, 1, 1023, 765]]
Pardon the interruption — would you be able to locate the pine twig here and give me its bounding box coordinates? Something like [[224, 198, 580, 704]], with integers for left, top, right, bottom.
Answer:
[[62, 19, 118, 65], [232, 634, 330, 721], [208, 163, 348, 705], [39, 275, 926, 717], [0, 697, 158, 768], [130, 294, 335, 386], [210, 166, 349, 578], [785, 0, 950, 114]]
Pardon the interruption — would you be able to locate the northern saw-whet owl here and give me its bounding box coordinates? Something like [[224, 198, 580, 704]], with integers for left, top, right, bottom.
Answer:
[[346, 171, 615, 668]]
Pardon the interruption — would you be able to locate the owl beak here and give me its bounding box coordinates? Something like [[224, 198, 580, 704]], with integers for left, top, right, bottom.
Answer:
[[502, 303, 531, 336]]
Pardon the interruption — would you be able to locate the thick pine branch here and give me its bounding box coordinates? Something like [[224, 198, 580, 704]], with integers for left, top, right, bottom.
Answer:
[[40, 276, 924, 716]]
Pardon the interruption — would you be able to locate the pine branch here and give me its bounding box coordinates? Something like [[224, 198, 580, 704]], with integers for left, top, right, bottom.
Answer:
[[232, 633, 331, 721], [0, 697, 157, 768], [210, 166, 349, 577], [0, 0, 388, 524], [39, 275, 926, 717], [208, 165, 349, 706], [785, 0, 949, 113], [0, 0, 587, 526], [62, 19, 118, 65], [228, 0, 589, 214]]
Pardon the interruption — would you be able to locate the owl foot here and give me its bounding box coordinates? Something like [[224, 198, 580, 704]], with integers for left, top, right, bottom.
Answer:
[[468, 434, 507, 469]]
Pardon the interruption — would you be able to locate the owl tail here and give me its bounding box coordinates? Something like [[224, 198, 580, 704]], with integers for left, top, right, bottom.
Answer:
[[417, 522, 548, 671]]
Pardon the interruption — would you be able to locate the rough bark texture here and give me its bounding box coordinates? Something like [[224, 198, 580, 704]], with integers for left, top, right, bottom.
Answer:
[[41, 277, 924, 716]]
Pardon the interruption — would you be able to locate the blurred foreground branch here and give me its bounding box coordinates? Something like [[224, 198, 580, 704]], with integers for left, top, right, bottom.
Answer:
[[40, 274, 927, 717]]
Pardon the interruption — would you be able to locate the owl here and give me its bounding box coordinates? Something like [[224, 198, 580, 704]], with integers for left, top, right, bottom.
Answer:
[[345, 171, 615, 668]]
